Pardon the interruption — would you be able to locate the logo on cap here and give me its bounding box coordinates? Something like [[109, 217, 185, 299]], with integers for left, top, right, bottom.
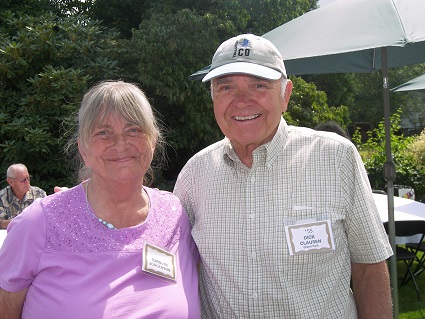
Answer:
[[233, 38, 251, 58]]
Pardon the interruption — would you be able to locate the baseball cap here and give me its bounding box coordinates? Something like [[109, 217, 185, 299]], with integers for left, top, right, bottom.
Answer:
[[202, 34, 287, 82]]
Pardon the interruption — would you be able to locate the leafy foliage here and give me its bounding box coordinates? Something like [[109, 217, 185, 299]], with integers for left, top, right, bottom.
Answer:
[[352, 111, 425, 201], [407, 129, 425, 167], [0, 11, 123, 192], [285, 76, 350, 128]]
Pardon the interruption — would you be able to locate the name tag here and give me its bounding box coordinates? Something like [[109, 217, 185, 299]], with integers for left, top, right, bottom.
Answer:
[[285, 220, 335, 255], [142, 243, 176, 282]]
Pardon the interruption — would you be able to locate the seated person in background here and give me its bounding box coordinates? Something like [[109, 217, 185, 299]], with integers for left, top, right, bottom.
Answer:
[[314, 121, 350, 139], [0, 164, 46, 230]]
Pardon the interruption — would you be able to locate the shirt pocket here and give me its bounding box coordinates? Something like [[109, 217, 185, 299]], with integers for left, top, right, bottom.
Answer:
[[278, 206, 348, 281]]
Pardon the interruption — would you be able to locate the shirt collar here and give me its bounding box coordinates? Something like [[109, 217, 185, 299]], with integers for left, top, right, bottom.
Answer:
[[6, 185, 32, 203]]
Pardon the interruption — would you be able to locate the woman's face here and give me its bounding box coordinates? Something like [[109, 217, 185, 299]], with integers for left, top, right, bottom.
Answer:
[[79, 112, 155, 183]]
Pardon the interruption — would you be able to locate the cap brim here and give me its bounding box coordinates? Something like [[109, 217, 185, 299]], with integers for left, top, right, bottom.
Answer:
[[202, 62, 283, 82]]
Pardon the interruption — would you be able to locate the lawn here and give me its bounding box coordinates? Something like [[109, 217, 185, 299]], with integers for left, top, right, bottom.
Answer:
[[396, 259, 425, 318]]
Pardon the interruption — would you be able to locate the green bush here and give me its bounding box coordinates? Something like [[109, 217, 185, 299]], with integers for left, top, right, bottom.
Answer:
[[352, 111, 425, 202]]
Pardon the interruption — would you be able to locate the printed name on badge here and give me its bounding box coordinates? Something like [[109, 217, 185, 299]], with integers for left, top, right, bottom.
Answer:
[[142, 243, 177, 282], [285, 220, 335, 255]]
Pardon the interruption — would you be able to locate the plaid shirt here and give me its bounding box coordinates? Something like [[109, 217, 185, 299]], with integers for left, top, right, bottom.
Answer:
[[0, 186, 47, 220], [174, 118, 392, 319]]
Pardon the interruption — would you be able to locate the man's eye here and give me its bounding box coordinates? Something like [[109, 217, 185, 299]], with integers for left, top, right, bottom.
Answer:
[[218, 85, 231, 91]]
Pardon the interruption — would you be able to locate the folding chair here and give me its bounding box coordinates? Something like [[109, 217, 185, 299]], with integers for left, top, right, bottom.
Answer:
[[383, 220, 425, 301], [406, 235, 425, 278]]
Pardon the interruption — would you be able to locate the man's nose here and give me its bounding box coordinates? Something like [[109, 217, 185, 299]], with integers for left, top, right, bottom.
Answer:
[[232, 88, 253, 108]]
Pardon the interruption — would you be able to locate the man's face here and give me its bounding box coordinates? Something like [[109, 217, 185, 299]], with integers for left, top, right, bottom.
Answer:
[[211, 74, 292, 152], [7, 167, 31, 197]]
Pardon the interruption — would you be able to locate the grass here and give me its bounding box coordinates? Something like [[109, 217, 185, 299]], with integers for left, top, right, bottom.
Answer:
[[395, 257, 425, 318]]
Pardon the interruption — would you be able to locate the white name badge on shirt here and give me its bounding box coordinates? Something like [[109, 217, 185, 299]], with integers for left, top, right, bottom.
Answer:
[[285, 220, 335, 255], [142, 243, 176, 282]]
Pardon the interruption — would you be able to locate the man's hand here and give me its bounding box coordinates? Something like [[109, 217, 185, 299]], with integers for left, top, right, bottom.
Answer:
[[54, 186, 69, 193]]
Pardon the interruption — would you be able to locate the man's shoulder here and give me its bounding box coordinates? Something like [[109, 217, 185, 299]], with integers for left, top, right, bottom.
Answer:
[[0, 187, 7, 197], [30, 186, 47, 198], [288, 125, 353, 146], [176, 139, 227, 179], [0, 186, 11, 201], [189, 139, 226, 161]]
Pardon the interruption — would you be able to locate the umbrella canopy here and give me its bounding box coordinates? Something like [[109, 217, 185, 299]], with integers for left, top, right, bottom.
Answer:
[[262, 0, 425, 75], [189, 0, 425, 80], [392, 73, 425, 92]]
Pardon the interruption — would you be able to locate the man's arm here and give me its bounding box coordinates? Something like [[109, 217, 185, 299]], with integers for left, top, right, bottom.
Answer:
[[0, 288, 28, 319], [351, 261, 392, 319]]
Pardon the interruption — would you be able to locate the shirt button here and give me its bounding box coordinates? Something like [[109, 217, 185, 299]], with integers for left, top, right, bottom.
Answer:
[[251, 176, 256, 182], [252, 293, 258, 299], [251, 252, 256, 259], [250, 214, 255, 219]]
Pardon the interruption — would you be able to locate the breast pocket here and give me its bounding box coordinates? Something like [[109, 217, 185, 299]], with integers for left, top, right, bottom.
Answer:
[[279, 207, 348, 280]]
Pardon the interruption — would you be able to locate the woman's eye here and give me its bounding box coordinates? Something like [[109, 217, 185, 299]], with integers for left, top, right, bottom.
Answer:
[[94, 130, 111, 138], [127, 127, 142, 135]]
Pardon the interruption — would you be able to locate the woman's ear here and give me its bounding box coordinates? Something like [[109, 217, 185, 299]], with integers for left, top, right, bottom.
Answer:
[[78, 140, 88, 165], [150, 133, 157, 153]]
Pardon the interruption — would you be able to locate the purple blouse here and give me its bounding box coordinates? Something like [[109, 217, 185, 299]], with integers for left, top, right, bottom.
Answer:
[[0, 184, 200, 319]]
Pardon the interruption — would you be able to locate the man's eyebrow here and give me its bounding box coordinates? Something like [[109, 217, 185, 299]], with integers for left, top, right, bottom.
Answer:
[[215, 75, 274, 84], [215, 77, 233, 85]]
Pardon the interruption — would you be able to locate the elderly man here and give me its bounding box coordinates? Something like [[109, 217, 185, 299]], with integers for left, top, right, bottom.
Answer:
[[0, 164, 46, 230], [174, 34, 393, 318]]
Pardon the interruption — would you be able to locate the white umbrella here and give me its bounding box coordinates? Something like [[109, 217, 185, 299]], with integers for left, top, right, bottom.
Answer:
[[392, 73, 425, 92]]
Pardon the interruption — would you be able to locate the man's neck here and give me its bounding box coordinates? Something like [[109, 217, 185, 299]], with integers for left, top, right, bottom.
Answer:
[[12, 188, 27, 202]]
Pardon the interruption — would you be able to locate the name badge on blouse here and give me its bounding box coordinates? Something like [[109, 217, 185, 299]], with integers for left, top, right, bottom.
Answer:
[[285, 220, 335, 255], [142, 243, 177, 282]]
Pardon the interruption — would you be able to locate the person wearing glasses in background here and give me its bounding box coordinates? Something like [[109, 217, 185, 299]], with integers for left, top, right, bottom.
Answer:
[[0, 164, 46, 230]]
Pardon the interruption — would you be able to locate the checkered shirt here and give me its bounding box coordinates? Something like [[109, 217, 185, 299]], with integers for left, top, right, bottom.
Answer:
[[174, 118, 392, 319]]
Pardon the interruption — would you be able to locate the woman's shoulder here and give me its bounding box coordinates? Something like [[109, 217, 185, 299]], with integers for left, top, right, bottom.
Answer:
[[144, 187, 183, 211], [41, 184, 85, 209]]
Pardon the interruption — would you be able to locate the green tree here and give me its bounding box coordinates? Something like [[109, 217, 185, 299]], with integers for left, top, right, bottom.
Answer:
[[0, 11, 123, 191], [285, 76, 350, 128]]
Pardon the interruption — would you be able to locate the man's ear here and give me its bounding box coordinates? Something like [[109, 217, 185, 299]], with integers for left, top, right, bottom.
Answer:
[[282, 79, 293, 113]]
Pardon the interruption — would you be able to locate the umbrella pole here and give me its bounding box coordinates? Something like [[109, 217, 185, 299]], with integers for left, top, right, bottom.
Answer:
[[382, 47, 399, 319]]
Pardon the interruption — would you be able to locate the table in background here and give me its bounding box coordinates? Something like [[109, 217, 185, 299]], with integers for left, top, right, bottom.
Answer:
[[0, 229, 6, 249], [374, 193, 425, 244]]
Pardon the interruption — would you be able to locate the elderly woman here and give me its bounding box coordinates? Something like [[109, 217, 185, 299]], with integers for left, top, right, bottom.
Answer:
[[0, 81, 200, 318]]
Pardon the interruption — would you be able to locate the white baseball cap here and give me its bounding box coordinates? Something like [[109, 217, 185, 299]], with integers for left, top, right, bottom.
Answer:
[[202, 34, 287, 82]]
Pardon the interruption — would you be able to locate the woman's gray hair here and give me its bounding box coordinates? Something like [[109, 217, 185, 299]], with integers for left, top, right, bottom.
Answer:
[[67, 80, 165, 185]]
